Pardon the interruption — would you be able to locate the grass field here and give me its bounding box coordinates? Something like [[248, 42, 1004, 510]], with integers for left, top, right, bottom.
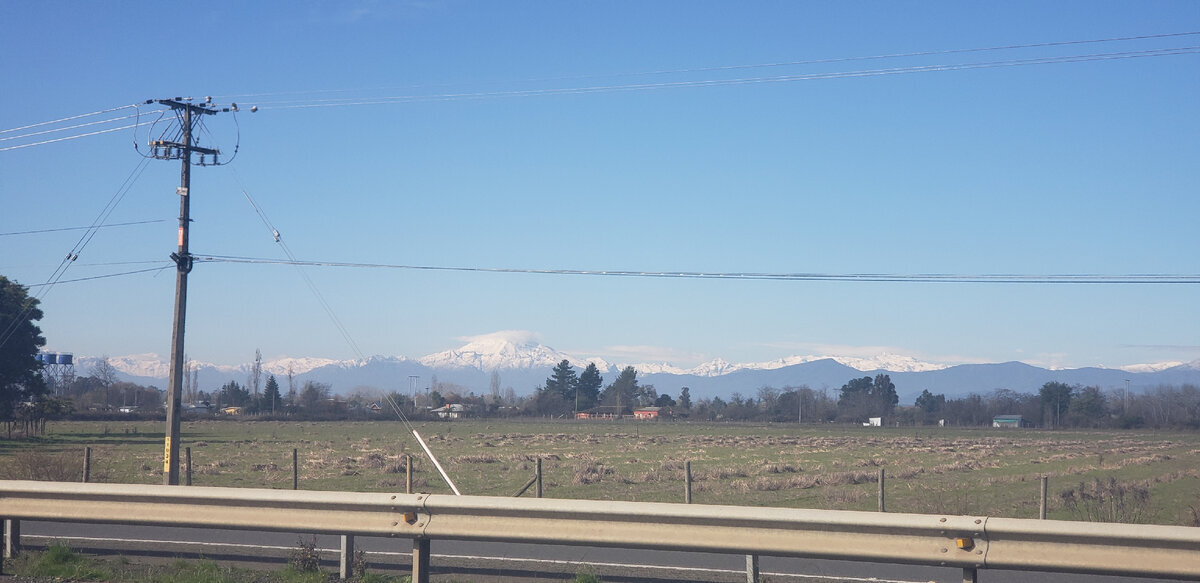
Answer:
[[2, 419, 1198, 526]]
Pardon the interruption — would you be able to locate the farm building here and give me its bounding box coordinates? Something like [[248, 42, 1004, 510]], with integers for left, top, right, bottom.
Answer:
[[577, 406, 623, 420], [992, 414, 1028, 428], [863, 417, 882, 427], [633, 407, 671, 420], [221, 406, 244, 415], [432, 403, 466, 419]]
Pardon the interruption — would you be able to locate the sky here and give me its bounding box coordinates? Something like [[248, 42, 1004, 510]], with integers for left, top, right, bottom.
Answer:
[[1, 1, 1198, 372]]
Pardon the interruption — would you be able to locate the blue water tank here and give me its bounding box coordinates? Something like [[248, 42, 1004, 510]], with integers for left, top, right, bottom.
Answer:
[[58, 354, 73, 365], [43, 353, 57, 364]]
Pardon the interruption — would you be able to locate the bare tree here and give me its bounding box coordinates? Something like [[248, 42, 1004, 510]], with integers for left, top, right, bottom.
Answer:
[[286, 366, 297, 407], [92, 356, 119, 411], [250, 349, 263, 403]]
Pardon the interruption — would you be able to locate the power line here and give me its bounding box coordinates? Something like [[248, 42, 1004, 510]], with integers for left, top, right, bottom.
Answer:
[[0, 157, 151, 350], [0, 104, 137, 134], [0, 122, 155, 152], [229, 168, 418, 434], [253, 46, 1200, 111], [193, 254, 1200, 285], [0, 219, 170, 237], [0, 112, 147, 142], [19, 266, 172, 286], [216, 31, 1200, 104]]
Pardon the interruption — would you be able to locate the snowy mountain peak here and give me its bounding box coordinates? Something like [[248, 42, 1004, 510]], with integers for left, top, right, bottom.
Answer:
[[419, 331, 572, 371]]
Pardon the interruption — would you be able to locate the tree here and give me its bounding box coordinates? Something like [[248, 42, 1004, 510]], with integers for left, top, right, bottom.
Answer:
[[678, 387, 692, 410], [92, 356, 119, 411], [600, 366, 639, 412], [250, 349, 263, 408], [217, 380, 251, 407], [915, 389, 945, 413], [577, 363, 603, 411], [1040, 381, 1074, 428], [300, 381, 331, 410], [263, 374, 282, 414], [1068, 385, 1108, 427], [0, 276, 48, 436], [544, 360, 579, 405], [837, 374, 898, 421], [489, 369, 501, 402]]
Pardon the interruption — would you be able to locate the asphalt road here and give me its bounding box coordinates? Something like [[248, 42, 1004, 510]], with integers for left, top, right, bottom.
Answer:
[[17, 521, 1189, 583]]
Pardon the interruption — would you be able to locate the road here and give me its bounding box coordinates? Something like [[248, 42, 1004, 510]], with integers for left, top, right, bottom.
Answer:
[[17, 521, 1188, 583]]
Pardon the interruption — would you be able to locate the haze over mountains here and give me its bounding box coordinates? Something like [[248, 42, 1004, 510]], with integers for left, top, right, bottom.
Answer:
[[71, 333, 1200, 404]]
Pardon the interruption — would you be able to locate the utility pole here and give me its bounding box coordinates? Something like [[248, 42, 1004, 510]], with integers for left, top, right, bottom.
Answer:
[[151, 97, 222, 485]]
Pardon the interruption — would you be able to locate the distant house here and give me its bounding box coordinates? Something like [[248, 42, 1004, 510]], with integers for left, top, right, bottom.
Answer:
[[367, 402, 383, 413], [633, 407, 670, 420], [993, 415, 1027, 428], [578, 406, 623, 420], [184, 401, 213, 414], [118, 405, 138, 414], [863, 417, 883, 427], [432, 403, 466, 419], [221, 406, 244, 416]]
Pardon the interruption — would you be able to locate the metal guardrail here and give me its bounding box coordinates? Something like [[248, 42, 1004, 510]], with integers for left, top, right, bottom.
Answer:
[[2, 480, 1198, 582]]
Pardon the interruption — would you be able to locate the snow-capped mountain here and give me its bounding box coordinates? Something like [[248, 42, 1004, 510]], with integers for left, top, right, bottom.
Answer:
[[418, 331, 611, 372], [69, 335, 1200, 402], [419, 331, 570, 370]]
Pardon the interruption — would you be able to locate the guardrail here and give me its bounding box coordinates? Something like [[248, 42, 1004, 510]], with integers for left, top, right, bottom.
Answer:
[[2, 480, 1198, 582]]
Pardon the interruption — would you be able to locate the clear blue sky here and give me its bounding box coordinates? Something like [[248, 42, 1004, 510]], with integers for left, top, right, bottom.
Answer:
[[2, 1, 1198, 370]]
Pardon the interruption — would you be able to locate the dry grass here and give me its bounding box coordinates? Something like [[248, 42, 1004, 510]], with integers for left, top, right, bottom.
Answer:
[[5, 420, 1200, 525]]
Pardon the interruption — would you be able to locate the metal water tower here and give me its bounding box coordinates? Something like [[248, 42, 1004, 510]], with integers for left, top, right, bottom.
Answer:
[[39, 352, 75, 395]]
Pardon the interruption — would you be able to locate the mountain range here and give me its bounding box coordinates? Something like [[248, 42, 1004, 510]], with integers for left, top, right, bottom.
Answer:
[[69, 334, 1200, 404]]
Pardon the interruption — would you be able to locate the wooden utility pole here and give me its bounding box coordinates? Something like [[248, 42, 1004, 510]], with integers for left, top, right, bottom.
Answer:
[[152, 97, 222, 485]]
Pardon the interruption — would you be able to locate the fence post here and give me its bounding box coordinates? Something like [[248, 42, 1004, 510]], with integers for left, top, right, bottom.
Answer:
[[1040, 476, 1048, 519], [412, 538, 431, 583], [293, 448, 299, 490], [406, 454, 413, 494], [878, 468, 886, 512], [745, 553, 759, 583], [83, 446, 91, 483], [185, 447, 192, 486], [536, 458, 543, 498], [685, 461, 692, 504], [3, 519, 19, 559], [340, 534, 355, 579]]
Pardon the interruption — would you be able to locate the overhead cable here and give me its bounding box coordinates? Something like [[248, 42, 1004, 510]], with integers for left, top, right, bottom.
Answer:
[[253, 46, 1200, 110], [0, 219, 170, 237], [192, 255, 1200, 285], [216, 31, 1200, 103], [0, 122, 155, 152], [0, 104, 137, 134]]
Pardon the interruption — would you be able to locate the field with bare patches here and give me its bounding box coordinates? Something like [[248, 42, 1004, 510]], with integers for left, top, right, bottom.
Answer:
[[3, 419, 1199, 525]]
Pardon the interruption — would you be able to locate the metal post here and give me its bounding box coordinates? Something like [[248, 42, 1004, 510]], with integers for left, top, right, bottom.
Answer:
[[293, 448, 299, 490], [82, 446, 91, 483], [3, 519, 19, 559], [878, 468, 886, 512], [1040, 476, 1048, 519], [185, 447, 192, 486], [685, 461, 693, 504], [963, 567, 978, 583], [340, 534, 355, 579], [536, 458, 543, 498], [745, 553, 759, 583], [406, 454, 413, 494], [412, 538, 431, 583]]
